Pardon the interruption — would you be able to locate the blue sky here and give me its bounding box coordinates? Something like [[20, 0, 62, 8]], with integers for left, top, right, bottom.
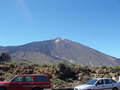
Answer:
[[0, 0, 120, 58]]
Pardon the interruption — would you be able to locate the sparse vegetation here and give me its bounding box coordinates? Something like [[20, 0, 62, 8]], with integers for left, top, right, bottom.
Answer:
[[0, 62, 120, 89], [113, 65, 120, 69]]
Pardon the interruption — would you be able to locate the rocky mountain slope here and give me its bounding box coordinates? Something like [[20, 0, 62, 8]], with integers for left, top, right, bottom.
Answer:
[[0, 38, 119, 66]]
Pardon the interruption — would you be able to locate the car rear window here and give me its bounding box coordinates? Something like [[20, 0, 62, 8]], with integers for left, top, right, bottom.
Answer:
[[24, 76, 34, 82], [35, 76, 48, 82], [111, 79, 117, 83]]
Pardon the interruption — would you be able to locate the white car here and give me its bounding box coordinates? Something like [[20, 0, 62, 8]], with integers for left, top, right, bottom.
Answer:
[[74, 78, 120, 90]]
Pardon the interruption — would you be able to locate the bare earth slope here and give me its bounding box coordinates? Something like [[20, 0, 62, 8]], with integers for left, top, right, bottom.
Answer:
[[0, 38, 119, 66]]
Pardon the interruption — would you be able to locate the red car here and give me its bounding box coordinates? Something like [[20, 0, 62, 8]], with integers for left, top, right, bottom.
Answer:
[[0, 74, 51, 90]]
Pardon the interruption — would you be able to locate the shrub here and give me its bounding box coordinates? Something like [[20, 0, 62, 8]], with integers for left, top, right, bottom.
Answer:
[[57, 62, 77, 81], [0, 53, 11, 62]]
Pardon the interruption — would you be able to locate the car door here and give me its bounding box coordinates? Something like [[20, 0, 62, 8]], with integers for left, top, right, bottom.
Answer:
[[9, 76, 23, 90], [22, 76, 34, 90], [95, 79, 106, 90]]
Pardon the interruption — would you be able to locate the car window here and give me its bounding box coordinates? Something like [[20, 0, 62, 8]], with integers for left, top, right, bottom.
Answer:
[[111, 79, 117, 83], [105, 79, 111, 84], [35, 76, 48, 82], [96, 79, 104, 85], [24, 76, 34, 82], [12, 76, 23, 82]]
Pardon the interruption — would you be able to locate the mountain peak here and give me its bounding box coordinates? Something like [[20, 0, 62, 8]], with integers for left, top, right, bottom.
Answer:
[[54, 37, 65, 43]]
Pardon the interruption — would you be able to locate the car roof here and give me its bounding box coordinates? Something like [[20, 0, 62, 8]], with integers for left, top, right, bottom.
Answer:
[[92, 78, 112, 80]]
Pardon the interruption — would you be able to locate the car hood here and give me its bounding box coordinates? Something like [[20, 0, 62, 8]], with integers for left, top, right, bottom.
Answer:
[[75, 84, 93, 89], [0, 81, 10, 84]]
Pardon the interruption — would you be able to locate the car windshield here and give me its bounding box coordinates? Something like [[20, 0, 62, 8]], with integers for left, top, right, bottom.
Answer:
[[86, 79, 97, 85]]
